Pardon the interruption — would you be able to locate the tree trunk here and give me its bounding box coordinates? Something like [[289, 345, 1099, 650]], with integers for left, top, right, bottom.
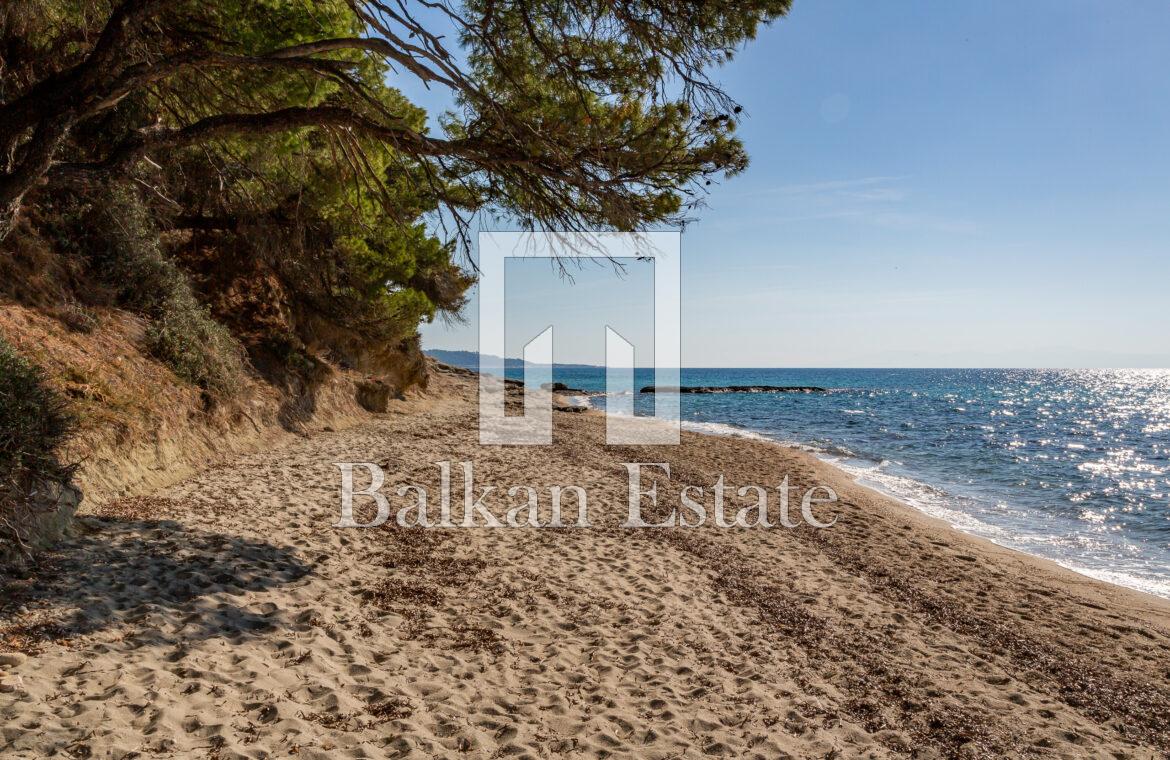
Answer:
[[0, 197, 21, 242]]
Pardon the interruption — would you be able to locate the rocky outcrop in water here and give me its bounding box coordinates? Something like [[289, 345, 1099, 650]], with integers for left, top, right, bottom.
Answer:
[[639, 385, 826, 394], [541, 382, 587, 394]]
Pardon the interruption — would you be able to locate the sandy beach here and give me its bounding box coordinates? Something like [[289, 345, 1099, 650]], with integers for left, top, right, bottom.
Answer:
[[6, 1, 1170, 757], [3, 367, 1169, 759]]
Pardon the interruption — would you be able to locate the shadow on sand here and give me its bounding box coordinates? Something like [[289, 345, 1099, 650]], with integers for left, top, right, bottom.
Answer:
[[0, 516, 312, 650]]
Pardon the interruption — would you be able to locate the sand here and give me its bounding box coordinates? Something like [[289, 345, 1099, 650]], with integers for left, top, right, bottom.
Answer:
[[3, 368, 1170, 758]]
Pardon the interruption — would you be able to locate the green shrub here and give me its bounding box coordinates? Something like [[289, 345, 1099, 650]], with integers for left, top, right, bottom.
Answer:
[[89, 185, 246, 399], [0, 338, 77, 559], [88, 184, 189, 314], [145, 291, 245, 400]]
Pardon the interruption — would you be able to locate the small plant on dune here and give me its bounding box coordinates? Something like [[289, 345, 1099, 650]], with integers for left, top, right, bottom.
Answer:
[[0, 339, 77, 560], [53, 301, 99, 334]]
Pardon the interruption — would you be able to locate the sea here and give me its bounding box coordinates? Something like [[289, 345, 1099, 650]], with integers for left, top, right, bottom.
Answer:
[[463, 362, 1170, 599]]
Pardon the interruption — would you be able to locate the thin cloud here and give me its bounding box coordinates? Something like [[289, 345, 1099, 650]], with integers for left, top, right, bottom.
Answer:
[[769, 176, 907, 197], [715, 175, 977, 235], [864, 211, 978, 235]]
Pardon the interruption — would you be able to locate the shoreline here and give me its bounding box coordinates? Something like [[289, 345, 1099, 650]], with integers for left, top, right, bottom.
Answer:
[[821, 448, 1170, 604], [779, 431, 1170, 615], [630, 405, 1170, 613], [3, 370, 1169, 757], [570, 392, 1170, 604]]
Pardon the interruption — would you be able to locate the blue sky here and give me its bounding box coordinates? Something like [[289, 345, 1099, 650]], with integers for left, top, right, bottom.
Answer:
[[418, 1, 1170, 367]]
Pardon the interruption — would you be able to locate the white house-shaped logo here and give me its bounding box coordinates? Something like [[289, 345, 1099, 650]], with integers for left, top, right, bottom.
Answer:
[[478, 231, 681, 445]]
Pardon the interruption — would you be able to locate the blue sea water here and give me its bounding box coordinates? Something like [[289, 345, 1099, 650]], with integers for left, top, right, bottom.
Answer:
[[479, 364, 1170, 598]]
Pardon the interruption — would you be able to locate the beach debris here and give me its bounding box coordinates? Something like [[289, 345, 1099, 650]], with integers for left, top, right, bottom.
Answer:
[[365, 695, 413, 722]]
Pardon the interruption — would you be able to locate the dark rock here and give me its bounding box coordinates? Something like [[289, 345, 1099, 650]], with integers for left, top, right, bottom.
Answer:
[[639, 385, 826, 394], [356, 378, 398, 412], [541, 382, 587, 394], [429, 360, 477, 377]]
